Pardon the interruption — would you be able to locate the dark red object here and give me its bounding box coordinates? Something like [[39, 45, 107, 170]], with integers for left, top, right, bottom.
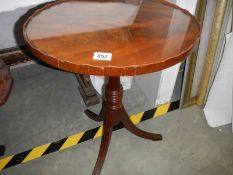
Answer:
[[0, 60, 13, 106]]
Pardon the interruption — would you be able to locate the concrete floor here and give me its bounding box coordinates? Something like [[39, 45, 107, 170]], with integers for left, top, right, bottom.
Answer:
[[0, 63, 233, 175]]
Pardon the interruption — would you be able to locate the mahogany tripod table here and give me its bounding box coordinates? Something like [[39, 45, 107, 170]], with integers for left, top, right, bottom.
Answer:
[[23, 0, 200, 174]]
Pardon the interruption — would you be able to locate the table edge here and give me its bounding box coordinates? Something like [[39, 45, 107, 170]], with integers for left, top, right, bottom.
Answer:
[[23, 0, 201, 76]]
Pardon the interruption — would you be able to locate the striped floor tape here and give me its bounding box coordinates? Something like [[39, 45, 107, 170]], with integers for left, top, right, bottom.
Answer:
[[0, 100, 179, 171]]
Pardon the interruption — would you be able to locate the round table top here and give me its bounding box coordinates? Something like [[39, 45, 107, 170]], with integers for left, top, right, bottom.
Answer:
[[23, 0, 200, 76]]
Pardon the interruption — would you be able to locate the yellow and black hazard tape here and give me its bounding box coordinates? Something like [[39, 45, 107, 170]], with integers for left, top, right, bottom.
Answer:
[[0, 100, 179, 171]]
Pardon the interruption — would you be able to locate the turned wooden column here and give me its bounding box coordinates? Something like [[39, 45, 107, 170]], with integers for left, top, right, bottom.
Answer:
[[105, 77, 122, 123]]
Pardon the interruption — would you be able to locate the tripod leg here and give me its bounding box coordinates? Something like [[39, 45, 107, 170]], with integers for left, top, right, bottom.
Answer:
[[85, 109, 104, 122], [0, 145, 5, 156], [121, 108, 162, 141], [85, 104, 105, 122], [92, 111, 114, 175]]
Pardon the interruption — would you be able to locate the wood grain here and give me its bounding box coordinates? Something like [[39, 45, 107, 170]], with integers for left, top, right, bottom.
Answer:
[[23, 0, 200, 76]]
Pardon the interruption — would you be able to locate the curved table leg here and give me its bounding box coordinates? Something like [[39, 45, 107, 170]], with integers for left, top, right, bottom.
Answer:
[[85, 109, 103, 122], [0, 145, 5, 156], [85, 104, 105, 122], [92, 111, 114, 175], [121, 108, 162, 141]]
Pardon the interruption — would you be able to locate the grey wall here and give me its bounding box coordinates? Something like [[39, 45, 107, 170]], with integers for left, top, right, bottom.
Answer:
[[169, 0, 177, 3], [134, 71, 161, 106], [0, 6, 34, 49]]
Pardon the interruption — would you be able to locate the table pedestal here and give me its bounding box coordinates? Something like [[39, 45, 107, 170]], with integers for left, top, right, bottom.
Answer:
[[85, 77, 162, 175]]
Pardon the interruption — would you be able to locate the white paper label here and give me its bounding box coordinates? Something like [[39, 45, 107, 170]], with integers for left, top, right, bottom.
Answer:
[[93, 52, 112, 61]]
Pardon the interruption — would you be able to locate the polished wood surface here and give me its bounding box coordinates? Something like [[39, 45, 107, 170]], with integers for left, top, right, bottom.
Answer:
[[23, 0, 200, 76]]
